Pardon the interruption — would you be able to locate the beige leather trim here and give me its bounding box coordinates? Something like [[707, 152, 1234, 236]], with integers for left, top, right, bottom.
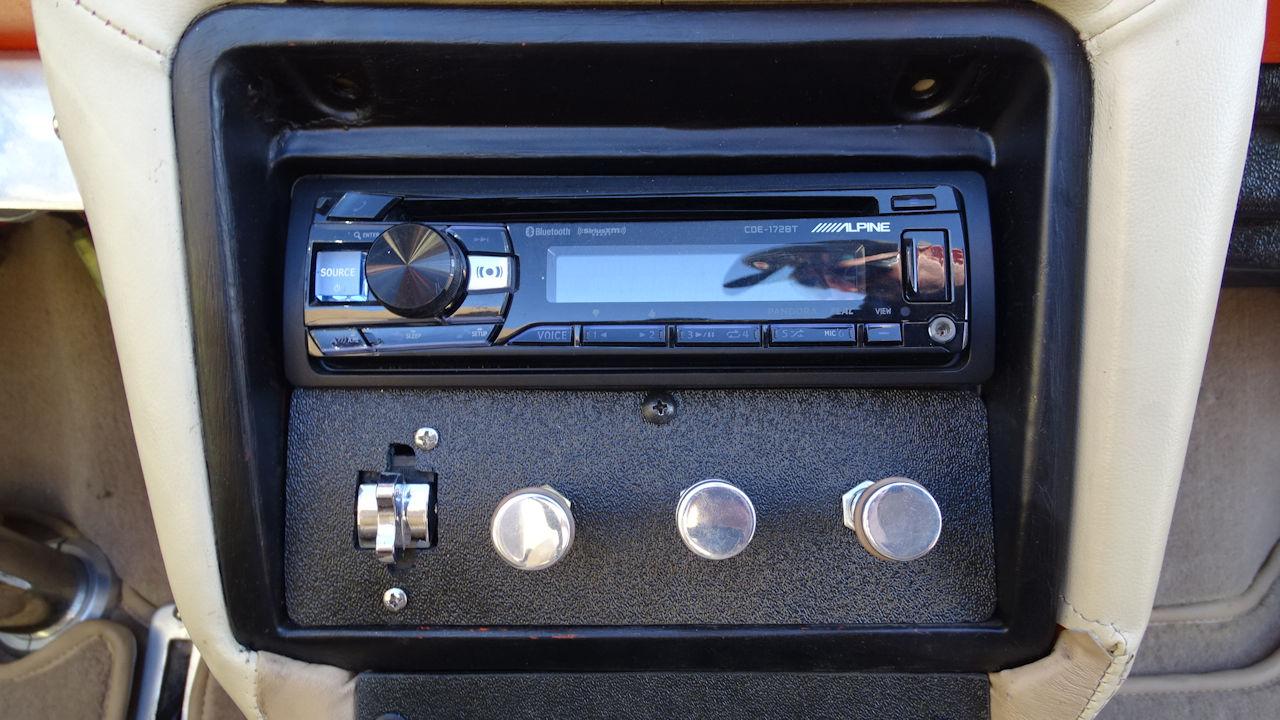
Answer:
[[30, 0, 1267, 718], [1050, 0, 1264, 714], [30, 0, 263, 716], [257, 652, 357, 720], [990, 629, 1120, 720]]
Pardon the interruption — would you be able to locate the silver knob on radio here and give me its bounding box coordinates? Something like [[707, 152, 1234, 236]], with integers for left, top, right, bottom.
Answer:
[[842, 477, 942, 562], [490, 486, 575, 571], [676, 479, 756, 560]]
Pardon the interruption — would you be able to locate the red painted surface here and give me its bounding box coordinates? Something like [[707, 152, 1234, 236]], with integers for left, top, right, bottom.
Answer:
[[1268, 0, 1280, 63], [0, 31, 36, 50]]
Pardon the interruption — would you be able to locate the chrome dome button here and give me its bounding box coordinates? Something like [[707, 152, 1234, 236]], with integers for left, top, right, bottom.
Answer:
[[676, 479, 756, 560], [490, 486, 575, 571], [842, 477, 942, 562]]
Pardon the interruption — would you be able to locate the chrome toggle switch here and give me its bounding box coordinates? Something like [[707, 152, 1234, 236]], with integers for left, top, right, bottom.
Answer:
[[356, 473, 434, 565], [842, 477, 942, 562], [676, 479, 756, 560], [490, 486, 575, 571]]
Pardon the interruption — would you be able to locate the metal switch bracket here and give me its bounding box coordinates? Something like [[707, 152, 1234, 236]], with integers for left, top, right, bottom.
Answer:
[[356, 470, 435, 565]]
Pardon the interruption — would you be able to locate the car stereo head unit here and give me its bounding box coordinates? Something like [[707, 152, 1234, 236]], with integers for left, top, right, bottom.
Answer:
[[284, 173, 993, 387]]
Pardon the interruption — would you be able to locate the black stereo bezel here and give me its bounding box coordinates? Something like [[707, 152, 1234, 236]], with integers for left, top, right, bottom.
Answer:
[[285, 173, 993, 387], [174, 4, 1089, 673]]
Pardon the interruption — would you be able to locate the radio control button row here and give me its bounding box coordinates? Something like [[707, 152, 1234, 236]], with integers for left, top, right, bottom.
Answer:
[[581, 324, 667, 346], [769, 324, 856, 346], [863, 323, 903, 345], [447, 225, 511, 254], [361, 324, 496, 353], [446, 293, 509, 324], [467, 255, 515, 292], [309, 327, 371, 356], [675, 324, 762, 346], [507, 325, 574, 345]]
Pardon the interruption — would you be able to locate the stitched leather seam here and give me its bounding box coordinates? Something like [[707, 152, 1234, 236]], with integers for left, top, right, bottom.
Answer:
[[1060, 597, 1135, 720], [1060, 595, 1133, 656], [1080, 0, 1162, 42], [70, 0, 165, 58]]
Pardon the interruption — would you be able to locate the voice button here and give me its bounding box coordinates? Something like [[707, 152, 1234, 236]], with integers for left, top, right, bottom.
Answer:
[[507, 325, 574, 346]]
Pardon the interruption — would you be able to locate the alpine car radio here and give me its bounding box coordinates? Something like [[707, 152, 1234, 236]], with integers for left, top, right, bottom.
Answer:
[[283, 174, 994, 385]]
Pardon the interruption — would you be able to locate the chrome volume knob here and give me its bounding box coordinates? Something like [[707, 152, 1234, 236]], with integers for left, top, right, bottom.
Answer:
[[364, 223, 466, 318], [676, 479, 756, 560], [842, 477, 942, 562], [490, 486, 575, 571]]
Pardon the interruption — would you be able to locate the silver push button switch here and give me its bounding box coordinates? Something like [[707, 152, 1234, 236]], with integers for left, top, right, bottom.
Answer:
[[313, 250, 368, 302], [467, 255, 514, 292], [676, 479, 756, 560], [842, 477, 941, 562], [356, 475, 434, 565], [490, 486, 575, 571]]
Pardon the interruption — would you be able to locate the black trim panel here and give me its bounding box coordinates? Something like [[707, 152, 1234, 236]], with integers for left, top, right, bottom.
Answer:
[[173, 4, 1089, 672]]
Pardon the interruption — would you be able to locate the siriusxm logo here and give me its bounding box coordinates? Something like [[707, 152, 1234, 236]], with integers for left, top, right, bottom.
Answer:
[[811, 221, 890, 233]]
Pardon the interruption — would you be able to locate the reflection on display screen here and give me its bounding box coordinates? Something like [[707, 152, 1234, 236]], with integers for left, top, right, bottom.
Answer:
[[548, 242, 871, 304]]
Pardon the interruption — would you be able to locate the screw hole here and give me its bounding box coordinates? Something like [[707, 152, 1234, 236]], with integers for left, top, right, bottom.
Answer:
[[910, 77, 939, 99]]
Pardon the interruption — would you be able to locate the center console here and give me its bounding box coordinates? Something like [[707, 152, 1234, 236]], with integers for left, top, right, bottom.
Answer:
[[174, 4, 1088, 717]]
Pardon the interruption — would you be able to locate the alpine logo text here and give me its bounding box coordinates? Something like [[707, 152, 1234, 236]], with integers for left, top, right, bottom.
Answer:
[[811, 221, 891, 233]]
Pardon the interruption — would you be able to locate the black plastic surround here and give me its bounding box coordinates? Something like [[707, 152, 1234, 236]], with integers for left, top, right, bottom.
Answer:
[[174, 4, 1089, 673]]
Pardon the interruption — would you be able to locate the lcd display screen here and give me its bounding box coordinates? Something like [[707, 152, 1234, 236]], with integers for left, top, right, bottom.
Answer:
[[547, 242, 870, 304]]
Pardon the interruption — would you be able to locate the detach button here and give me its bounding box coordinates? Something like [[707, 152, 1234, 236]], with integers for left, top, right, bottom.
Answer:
[[467, 256, 515, 292], [447, 226, 512, 254], [676, 324, 762, 346], [362, 324, 496, 352], [581, 324, 667, 346], [901, 230, 949, 302], [507, 325, 574, 345], [326, 192, 400, 221], [446, 293, 509, 324], [769, 324, 855, 345], [309, 328, 370, 356], [891, 194, 937, 211], [313, 250, 368, 302], [864, 323, 903, 345]]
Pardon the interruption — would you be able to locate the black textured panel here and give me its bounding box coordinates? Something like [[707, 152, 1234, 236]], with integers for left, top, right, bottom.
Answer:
[[355, 671, 990, 720], [285, 388, 995, 626], [1229, 67, 1280, 274]]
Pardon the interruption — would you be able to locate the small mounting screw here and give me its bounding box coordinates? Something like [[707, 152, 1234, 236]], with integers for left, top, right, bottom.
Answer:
[[641, 391, 678, 425], [383, 587, 408, 613], [413, 427, 439, 451]]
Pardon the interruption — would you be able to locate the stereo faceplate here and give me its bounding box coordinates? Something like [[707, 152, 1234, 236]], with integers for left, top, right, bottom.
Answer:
[[284, 173, 994, 386]]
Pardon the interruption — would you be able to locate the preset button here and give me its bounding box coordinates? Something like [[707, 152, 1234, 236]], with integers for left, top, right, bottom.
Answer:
[[581, 325, 667, 346], [769, 324, 856, 345], [676, 324, 762, 346]]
